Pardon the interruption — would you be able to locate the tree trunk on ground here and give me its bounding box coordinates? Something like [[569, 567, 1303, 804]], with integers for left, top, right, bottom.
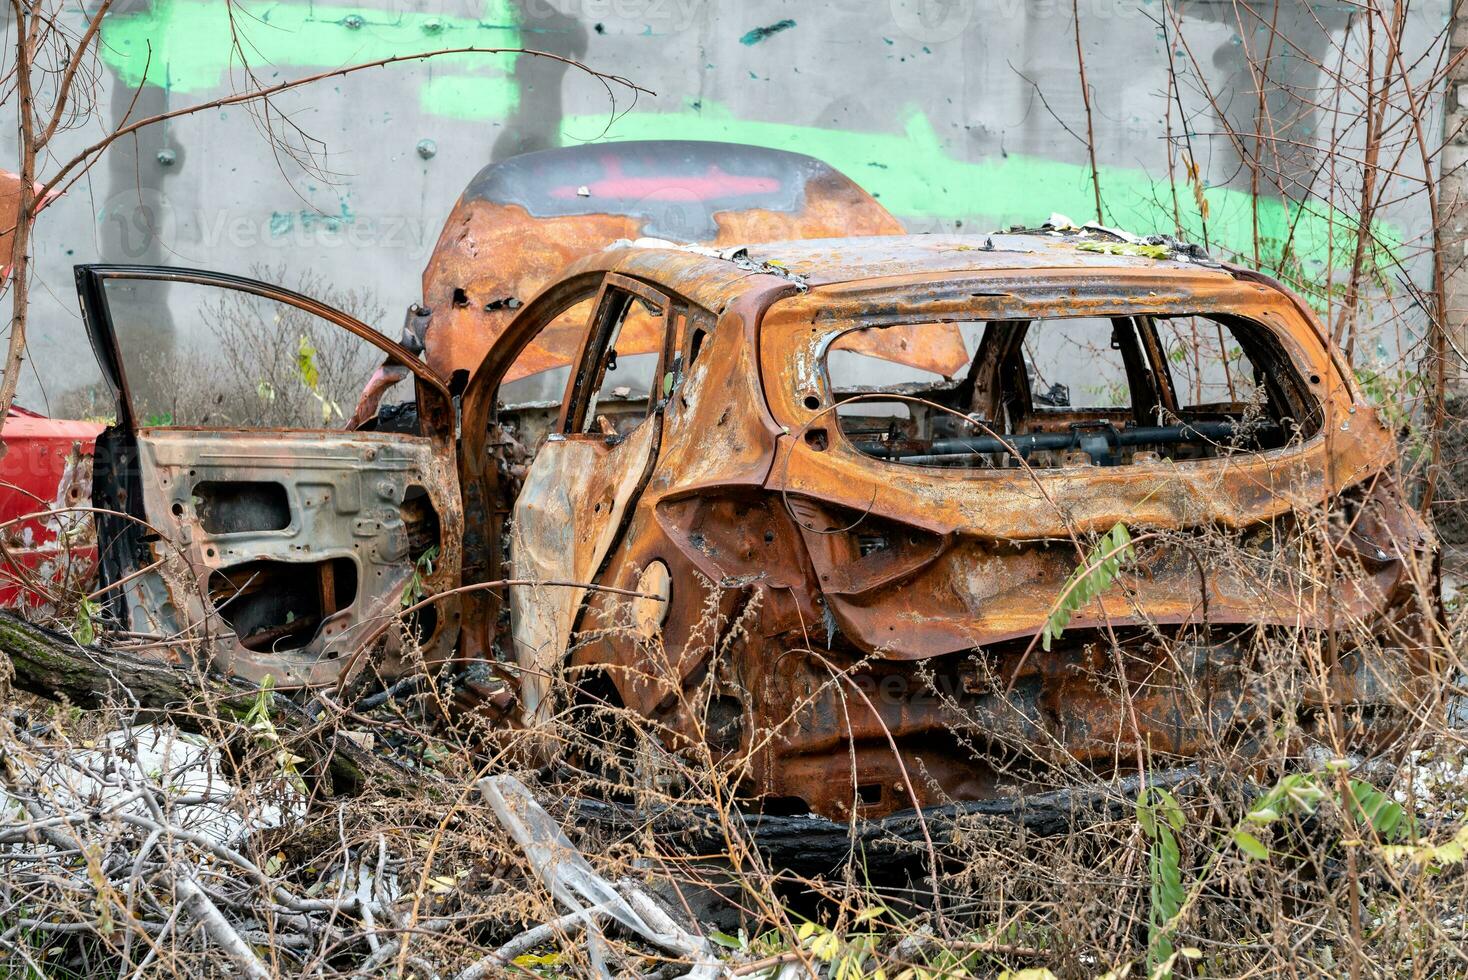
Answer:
[[0, 610, 396, 793]]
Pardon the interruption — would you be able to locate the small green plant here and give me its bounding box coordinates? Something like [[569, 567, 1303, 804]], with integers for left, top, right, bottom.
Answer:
[[295, 333, 343, 423], [1380, 822, 1468, 870], [401, 545, 440, 609], [1231, 769, 1410, 862], [294, 334, 320, 390], [243, 674, 306, 794], [71, 595, 101, 646], [1043, 523, 1134, 651], [1136, 787, 1186, 975]]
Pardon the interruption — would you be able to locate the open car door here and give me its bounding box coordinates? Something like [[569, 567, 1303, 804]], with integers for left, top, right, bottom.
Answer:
[[77, 265, 462, 688], [456, 270, 680, 724]]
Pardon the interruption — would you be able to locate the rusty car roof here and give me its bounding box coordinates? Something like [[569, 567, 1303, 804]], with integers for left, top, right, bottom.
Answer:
[[582, 232, 1239, 309]]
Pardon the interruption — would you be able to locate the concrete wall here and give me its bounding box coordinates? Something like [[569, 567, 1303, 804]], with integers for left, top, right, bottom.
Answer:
[[5, 0, 1448, 411]]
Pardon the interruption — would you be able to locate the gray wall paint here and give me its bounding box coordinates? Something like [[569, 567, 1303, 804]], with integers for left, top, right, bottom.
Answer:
[[4, 0, 1446, 412]]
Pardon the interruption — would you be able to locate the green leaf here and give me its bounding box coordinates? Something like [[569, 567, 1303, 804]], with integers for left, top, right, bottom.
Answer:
[[72, 596, 100, 646], [1044, 523, 1134, 651], [1232, 829, 1270, 861], [1138, 787, 1187, 976], [1344, 779, 1410, 841], [295, 335, 320, 392], [1154, 788, 1185, 831], [512, 952, 560, 967]]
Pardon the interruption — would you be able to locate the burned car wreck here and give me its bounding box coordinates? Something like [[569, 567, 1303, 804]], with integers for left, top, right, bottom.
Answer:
[[76, 141, 895, 690], [468, 232, 1439, 820], [69, 143, 1439, 824]]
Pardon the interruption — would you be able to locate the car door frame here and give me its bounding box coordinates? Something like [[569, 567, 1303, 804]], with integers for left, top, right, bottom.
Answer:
[[75, 264, 455, 434], [458, 270, 684, 697], [75, 264, 462, 688]]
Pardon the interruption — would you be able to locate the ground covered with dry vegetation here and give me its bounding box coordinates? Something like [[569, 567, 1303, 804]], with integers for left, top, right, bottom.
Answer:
[[0, 453, 1461, 980]]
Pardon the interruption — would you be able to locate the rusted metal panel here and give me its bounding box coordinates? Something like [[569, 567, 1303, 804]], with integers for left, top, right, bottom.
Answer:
[[756, 272, 1403, 654], [495, 233, 1442, 820], [76, 265, 464, 690], [511, 421, 659, 724], [119, 428, 461, 687]]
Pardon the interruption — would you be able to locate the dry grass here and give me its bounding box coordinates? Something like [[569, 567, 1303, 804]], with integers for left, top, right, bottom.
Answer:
[[8, 302, 1468, 978], [0, 434, 1462, 980]]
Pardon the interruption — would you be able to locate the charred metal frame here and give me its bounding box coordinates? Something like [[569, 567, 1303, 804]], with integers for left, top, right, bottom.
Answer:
[[461, 238, 1439, 820], [69, 227, 1440, 822]]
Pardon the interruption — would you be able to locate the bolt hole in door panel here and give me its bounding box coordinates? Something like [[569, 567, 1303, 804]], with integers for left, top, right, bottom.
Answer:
[[76, 266, 462, 687]]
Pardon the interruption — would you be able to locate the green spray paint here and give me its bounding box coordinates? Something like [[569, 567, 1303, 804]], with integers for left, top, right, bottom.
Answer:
[[560, 101, 1397, 275], [419, 74, 516, 121], [98, 0, 520, 119], [740, 20, 796, 45], [269, 198, 355, 237]]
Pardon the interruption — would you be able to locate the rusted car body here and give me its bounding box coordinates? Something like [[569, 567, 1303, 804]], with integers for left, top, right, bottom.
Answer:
[[72, 143, 904, 688], [462, 232, 1437, 820]]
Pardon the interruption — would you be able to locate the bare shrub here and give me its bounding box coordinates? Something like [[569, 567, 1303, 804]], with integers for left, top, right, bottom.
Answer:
[[109, 266, 393, 430]]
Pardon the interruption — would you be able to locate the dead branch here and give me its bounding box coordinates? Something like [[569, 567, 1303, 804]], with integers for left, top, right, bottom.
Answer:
[[0, 3, 652, 431], [0, 609, 394, 793]]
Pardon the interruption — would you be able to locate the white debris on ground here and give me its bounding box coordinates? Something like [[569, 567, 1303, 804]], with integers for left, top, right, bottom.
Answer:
[[2, 723, 301, 846], [0, 722, 729, 978], [1396, 742, 1468, 823], [477, 775, 723, 980]]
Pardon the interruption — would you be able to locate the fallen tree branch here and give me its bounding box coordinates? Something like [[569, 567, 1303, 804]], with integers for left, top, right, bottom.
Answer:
[[174, 873, 273, 980], [0, 609, 398, 793], [455, 905, 609, 980]]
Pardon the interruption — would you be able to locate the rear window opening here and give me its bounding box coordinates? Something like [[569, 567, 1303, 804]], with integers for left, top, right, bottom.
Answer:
[[827, 314, 1320, 469]]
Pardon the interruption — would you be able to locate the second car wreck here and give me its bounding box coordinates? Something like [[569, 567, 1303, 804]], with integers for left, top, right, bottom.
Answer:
[[66, 145, 1439, 826]]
